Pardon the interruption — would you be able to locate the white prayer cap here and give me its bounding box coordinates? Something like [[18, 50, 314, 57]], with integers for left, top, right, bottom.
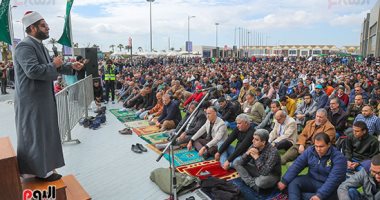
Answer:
[[22, 11, 44, 28], [243, 79, 249, 84]]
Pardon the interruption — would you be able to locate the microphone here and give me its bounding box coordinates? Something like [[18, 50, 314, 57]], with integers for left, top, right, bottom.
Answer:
[[200, 87, 217, 92], [52, 46, 58, 57]]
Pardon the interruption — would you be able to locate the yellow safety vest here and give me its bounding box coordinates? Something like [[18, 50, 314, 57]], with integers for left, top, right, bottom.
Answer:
[[104, 64, 116, 81]]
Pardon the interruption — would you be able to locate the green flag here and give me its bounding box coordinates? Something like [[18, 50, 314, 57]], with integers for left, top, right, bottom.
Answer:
[[58, 0, 74, 47], [0, 0, 11, 44]]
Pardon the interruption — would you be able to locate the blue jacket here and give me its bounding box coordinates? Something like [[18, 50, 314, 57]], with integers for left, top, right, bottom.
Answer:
[[311, 90, 328, 109], [282, 146, 347, 199], [158, 100, 182, 125]]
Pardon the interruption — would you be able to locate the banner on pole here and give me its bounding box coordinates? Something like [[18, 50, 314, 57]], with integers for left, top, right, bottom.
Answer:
[[58, 0, 74, 47], [0, 0, 11, 44]]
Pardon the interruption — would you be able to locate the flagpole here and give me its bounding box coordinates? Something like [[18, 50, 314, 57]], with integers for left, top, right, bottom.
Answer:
[[69, 14, 74, 58], [9, 4, 16, 61]]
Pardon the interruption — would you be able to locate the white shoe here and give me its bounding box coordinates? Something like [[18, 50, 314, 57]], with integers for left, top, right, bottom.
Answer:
[[119, 108, 127, 112]]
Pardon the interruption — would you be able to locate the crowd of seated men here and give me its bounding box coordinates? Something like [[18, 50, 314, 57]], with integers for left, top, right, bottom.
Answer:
[[99, 55, 380, 199]]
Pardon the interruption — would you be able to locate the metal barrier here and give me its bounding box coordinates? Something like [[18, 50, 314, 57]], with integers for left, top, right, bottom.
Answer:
[[55, 75, 94, 144]]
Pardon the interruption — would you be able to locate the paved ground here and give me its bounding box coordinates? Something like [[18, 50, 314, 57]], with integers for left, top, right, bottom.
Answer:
[[0, 88, 14, 102]]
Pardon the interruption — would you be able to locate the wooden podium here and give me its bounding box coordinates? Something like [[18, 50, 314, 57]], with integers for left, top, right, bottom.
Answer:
[[0, 137, 22, 200], [0, 136, 91, 200]]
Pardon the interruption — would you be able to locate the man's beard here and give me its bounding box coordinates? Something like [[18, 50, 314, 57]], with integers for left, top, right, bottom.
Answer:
[[35, 28, 49, 40]]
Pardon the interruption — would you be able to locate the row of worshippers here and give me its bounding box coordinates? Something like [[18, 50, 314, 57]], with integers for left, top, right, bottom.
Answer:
[[148, 95, 380, 199]]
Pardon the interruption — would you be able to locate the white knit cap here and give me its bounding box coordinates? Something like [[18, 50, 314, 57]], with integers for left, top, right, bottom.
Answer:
[[22, 11, 44, 28]]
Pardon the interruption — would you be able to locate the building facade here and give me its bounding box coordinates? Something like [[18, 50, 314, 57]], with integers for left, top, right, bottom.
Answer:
[[360, 0, 380, 57], [242, 45, 342, 57]]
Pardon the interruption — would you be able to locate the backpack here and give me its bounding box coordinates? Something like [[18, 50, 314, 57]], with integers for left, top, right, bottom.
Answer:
[[150, 168, 200, 196]]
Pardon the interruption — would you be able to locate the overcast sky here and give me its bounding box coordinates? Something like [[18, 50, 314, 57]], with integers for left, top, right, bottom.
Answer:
[[9, 0, 375, 52]]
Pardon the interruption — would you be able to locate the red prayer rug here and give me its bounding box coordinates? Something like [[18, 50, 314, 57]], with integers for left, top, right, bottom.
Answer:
[[176, 160, 239, 181]]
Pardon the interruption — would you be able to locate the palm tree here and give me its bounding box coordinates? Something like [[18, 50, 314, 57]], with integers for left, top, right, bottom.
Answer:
[[137, 47, 143, 52], [1, 42, 9, 62], [48, 38, 58, 48], [92, 44, 99, 48], [124, 45, 131, 51], [73, 43, 79, 48], [117, 44, 124, 52], [109, 44, 115, 52]]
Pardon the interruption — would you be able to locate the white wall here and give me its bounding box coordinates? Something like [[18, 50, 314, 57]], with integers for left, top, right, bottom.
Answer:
[[369, 0, 380, 27]]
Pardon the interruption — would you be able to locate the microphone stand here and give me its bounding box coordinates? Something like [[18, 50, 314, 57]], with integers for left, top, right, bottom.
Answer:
[[156, 88, 214, 200]]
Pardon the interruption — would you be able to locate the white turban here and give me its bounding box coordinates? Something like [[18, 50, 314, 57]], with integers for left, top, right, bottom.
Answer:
[[22, 11, 44, 28]]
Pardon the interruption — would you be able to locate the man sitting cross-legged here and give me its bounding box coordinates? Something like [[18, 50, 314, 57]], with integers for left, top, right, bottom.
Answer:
[[156, 94, 182, 131], [214, 114, 255, 170], [268, 110, 298, 151], [281, 108, 336, 165], [217, 97, 239, 129], [278, 132, 347, 200], [187, 106, 228, 159], [344, 121, 379, 172], [338, 154, 380, 200], [354, 105, 380, 136], [255, 100, 282, 132], [155, 102, 207, 150], [294, 93, 317, 132], [232, 129, 281, 199], [140, 91, 164, 122], [325, 97, 348, 137]]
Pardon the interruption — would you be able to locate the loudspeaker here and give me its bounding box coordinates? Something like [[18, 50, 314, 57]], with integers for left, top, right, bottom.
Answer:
[[84, 48, 99, 78]]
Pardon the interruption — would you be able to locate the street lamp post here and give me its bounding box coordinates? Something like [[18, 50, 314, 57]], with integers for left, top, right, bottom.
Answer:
[[247, 31, 250, 57], [147, 0, 155, 52], [187, 16, 195, 53], [9, 5, 18, 61], [215, 22, 219, 58], [15, 20, 25, 38], [187, 16, 195, 42]]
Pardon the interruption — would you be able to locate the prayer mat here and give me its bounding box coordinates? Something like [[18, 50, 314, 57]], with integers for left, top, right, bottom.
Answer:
[[163, 148, 204, 167], [176, 160, 239, 181], [109, 109, 139, 122], [141, 131, 170, 144], [146, 144, 162, 154], [132, 125, 161, 136], [116, 116, 139, 123], [109, 109, 137, 118], [124, 120, 150, 128]]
